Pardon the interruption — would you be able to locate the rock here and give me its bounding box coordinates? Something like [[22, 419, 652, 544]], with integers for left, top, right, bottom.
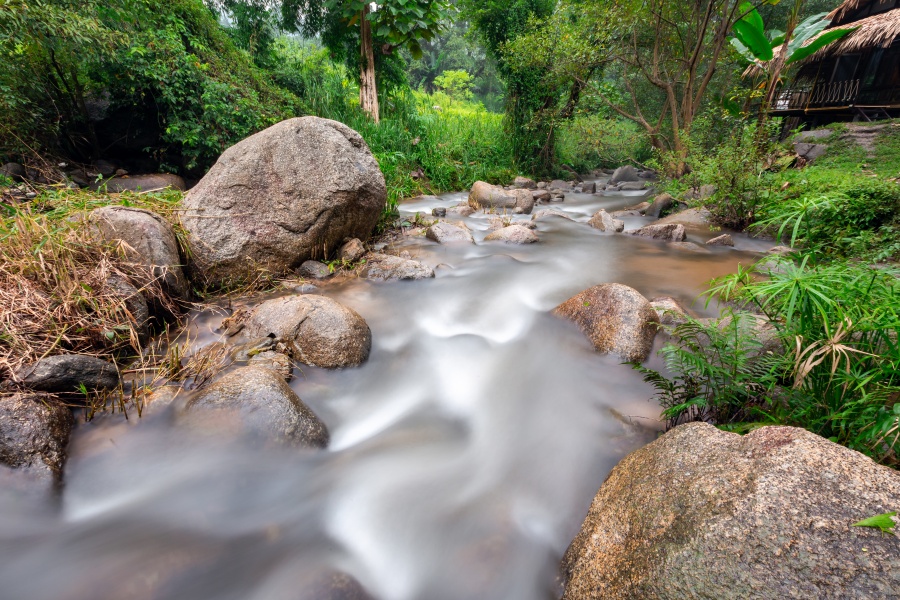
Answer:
[[536, 182, 548, 189], [531, 208, 573, 222], [512, 176, 536, 189], [553, 283, 659, 362], [549, 179, 572, 190], [638, 169, 659, 181], [363, 253, 435, 281], [649, 297, 691, 327], [93, 159, 117, 177], [580, 181, 597, 194], [296, 283, 320, 294], [549, 192, 566, 202], [484, 225, 539, 244], [181, 117, 386, 287], [630, 223, 687, 242], [0, 162, 25, 181], [247, 350, 294, 381], [299, 260, 332, 280], [431, 207, 447, 218], [467, 182, 534, 214], [561, 423, 900, 600], [88, 206, 189, 299], [97, 173, 187, 193], [426, 221, 475, 244], [656, 207, 711, 228], [115, 168, 128, 177], [511, 188, 535, 214], [244, 295, 371, 369], [683, 184, 717, 200], [706, 233, 735, 247], [587, 210, 624, 233], [609, 166, 639, 184], [619, 181, 647, 191], [447, 204, 476, 217], [14, 354, 120, 394], [625, 201, 651, 212], [106, 274, 151, 343], [298, 570, 375, 600], [794, 142, 829, 163], [795, 128, 832, 142], [0, 393, 74, 483], [669, 241, 709, 253], [339, 238, 366, 262], [608, 209, 642, 219], [532, 190, 551, 203], [183, 367, 328, 447], [645, 193, 675, 218]]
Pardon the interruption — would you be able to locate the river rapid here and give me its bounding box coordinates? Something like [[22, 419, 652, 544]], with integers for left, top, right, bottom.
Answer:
[[0, 184, 771, 600]]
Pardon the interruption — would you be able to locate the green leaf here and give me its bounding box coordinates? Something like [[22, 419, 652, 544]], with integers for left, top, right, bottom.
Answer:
[[787, 27, 858, 65], [852, 512, 897, 535], [733, 21, 773, 62], [730, 37, 756, 64], [738, 2, 765, 34]]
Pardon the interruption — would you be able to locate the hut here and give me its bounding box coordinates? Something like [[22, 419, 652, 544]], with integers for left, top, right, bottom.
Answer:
[[771, 0, 900, 125]]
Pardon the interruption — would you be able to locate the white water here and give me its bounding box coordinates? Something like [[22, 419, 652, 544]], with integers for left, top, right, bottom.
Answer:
[[0, 185, 770, 600]]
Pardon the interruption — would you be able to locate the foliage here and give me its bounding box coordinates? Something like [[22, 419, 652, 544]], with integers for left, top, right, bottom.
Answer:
[[433, 70, 475, 102], [853, 512, 898, 535], [731, 8, 855, 68], [555, 114, 650, 172]]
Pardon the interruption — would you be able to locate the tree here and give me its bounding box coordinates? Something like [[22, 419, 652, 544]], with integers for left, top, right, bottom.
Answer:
[[281, 0, 452, 123], [433, 69, 474, 101]]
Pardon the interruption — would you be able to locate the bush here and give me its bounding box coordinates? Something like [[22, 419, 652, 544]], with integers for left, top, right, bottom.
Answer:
[[555, 115, 650, 172]]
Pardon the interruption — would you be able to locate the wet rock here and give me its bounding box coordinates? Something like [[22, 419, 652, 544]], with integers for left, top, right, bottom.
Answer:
[[549, 179, 572, 190], [562, 422, 900, 600], [630, 223, 687, 242], [0, 393, 74, 483], [247, 350, 293, 381], [339, 238, 366, 262], [670, 241, 709, 253], [587, 210, 624, 233], [512, 176, 536, 189], [484, 225, 538, 244], [580, 181, 597, 194], [431, 207, 447, 218], [0, 162, 25, 181], [649, 297, 691, 327], [363, 253, 435, 281], [511, 188, 536, 214], [656, 207, 711, 228], [96, 173, 187, 193], [549, 192, 566, 202], [244, 295, 371, 369], [619, 181, 647, 191], [426, 221, 475, 244], [536, 182, 548, 189], [467, 182, 534, 214], [610, 165, 639, 184], [645, 192, 675, 218], [183, 367, 329, 447], [553, 283, 660, 362], [93, 159, 117, 177], [706, 233, 735, 247], [88, 206, 190, 299], [532, 208, 573, 222], [299, 570, 375, 600], [532, 190, 551, 203], [447, 204, 476, 217], [15, 354, 120, 394], [182, 117, 386, 287], [299, 260, 332, 280], [296, 283, 320, 294], [106, 274, 151, 343], [608, 209, 642, 219], [626, 201, 651, 212]]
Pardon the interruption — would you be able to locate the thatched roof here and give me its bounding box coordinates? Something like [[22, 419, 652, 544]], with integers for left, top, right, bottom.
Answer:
[[744, 7, 900, 77], [828, 0, 868, 24]]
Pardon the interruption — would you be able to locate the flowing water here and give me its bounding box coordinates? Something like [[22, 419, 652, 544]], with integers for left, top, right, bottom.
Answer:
[[0, 184, 772, 600]]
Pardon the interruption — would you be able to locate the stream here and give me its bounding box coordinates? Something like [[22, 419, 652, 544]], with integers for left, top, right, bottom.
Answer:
[[0, 184, 772, 600]]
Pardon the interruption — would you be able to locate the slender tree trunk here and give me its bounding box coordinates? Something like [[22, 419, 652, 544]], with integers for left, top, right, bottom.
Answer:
[[359, 6, 380, 124]]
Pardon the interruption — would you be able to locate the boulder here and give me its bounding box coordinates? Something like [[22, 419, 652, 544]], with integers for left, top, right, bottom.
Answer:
[[512, 176, 536, 189], [532, 208, 574, 222], [511, 189, 536, 214], [244, 295, 371, 369], [532, 189, 551, 203], [553, 283, 659, 362], [247, 350, 294, 381], [619, 181, 647, 191], [795, 129, 833, 142], [96, 173, 187, 193], [181, 117, 386, 287], [299, 260, 332, 280], [649, 297, 691, 327], [339, 238, 366, 262], [0, 393, 74, 482], [610, 166, 639, 184], [656, 207, 711, 228], [0, 162, 25, 182], [106, 274, 151, 343], [484, 225, 539, 244], [609, 209, 642, 219], [562, 423, 900, 600], [645, 193, 675, 218], [15, 354, 120, 394], [88, 206, 189, 299], [587, 210, 624, 233], [580, 181, 597, 194], [630, 223, 687, 242], [426, 222, 475, 244], [447, 204, 476, 217], [362, 254, 435, 281], [626, 201, 651, 212], [706, 233, 735, 247], [795, 142, 829, 163], [183, 367, 328, 447], [549, 179, 572, 190], [468, 182, 534, 214]]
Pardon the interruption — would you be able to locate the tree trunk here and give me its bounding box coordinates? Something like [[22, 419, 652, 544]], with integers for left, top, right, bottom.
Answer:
[[359, 6, 380, 124]]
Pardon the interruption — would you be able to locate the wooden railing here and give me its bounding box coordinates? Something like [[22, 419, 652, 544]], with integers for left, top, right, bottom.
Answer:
[[774, 79, 861, 110]]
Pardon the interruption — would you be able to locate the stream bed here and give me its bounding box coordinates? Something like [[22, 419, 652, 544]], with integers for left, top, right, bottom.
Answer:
[[0, 184, 772, 600]]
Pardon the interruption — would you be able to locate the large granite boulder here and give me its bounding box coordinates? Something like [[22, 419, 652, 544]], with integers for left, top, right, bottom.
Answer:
[[0, 393, 74, 482], [610, 165, 639, 184], [587, 210, 624, 233], [562, 423, 900, 599], [468, 182, 534, 214], [14, 354, 120, 394], [182, 367, 328, 447], [89, 206, 189, 299], [554, 283, 659, 362], [244, 295, 371, 369], [181, 117, 386, 287]]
